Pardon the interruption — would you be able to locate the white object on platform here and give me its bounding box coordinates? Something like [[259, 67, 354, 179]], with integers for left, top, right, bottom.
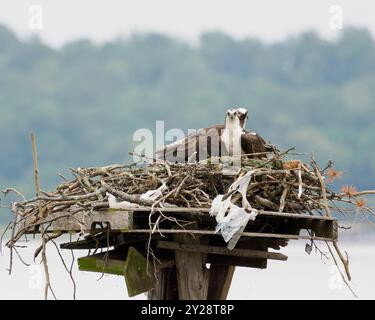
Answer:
[[209, 170, 258, 246], [140, 182, 167, 202], [107, 192, 139, 209]]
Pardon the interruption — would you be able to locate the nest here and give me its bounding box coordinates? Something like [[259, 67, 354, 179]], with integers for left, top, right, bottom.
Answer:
[[4, 149, 369, 245], [2, 148, 374, 298]]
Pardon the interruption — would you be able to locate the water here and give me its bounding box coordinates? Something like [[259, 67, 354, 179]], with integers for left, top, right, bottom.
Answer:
[[0, 238, 374, 300]]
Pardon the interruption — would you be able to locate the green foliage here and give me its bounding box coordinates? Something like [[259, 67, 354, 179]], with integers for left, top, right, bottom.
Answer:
[[0, 25, 374, 222]]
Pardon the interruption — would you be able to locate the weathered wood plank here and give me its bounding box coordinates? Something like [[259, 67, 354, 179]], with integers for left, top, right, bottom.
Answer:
[[60, 233, 151, 250], [207, 265, 235, 300], [124, 247, 154, 297], [78, 253, 126, 276], [207, 255, 267, 269], [36, 210, 133, 232], [78, 246, 158, 297], [27, 208, 337, 245], [207, 237, 269, 269], [173, 222, 210, 300], [148, 266, 178, 300], [128, 229, 335, 241], [116, 207, 337, 221], [157, 240, 288, 261]]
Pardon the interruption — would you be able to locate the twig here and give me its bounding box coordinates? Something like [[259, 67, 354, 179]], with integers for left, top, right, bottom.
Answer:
[[312, 158, 352, 284], [1, 188, 27, 202], [13, 246, 30, 267], [326, 242, 357, 297], [51, 240, 76, 300], [7, 203, 19, 274], [31, 132, 56, 300], [279, 185, 289, 212], [34, 232, 63, 260], [0, 222, 12, 255]]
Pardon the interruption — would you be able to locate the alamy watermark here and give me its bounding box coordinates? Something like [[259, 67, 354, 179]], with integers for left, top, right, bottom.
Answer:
[[328, 5, 344, 30], [328, 265, 344, 291], [27, 264, 44, 291], [28, 4, 43, 31], [132, 120, 243, 171]]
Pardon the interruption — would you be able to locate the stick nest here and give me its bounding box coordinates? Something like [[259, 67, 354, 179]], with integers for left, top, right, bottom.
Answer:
[[5, 149, 372, 247], [3, 148, 375, 298]]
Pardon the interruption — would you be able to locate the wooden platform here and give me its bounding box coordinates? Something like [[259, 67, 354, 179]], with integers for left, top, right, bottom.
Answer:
[[25, 207, 338, 299], [34, 207, 337, 242]]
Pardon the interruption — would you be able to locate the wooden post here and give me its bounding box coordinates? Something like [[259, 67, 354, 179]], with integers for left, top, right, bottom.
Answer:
[[148, 266, 178, 300], [173, 222, 210, 300], [207, 265, 235, 300]]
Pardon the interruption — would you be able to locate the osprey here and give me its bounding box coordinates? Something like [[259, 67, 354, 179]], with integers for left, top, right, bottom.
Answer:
[[235, 108, 270, 157], [155, 108, 269, 162]]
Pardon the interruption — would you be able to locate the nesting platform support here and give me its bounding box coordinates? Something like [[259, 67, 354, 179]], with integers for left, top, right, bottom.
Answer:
[[44, 207, 338, 300], [148, 266, 179, 300], [148, 229, 287, 300], [208, 265, 236, 300], [149, 221, 233, 300]]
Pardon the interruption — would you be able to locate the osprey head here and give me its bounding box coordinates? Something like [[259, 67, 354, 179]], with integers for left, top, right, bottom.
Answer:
[[224, 108, 241, 129], [235, 108, 248, 129], [225, 108, 236, 121]]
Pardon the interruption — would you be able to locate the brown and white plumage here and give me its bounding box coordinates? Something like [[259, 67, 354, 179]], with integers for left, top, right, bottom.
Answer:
[[241, 131, 268, 156], [155, 124, 225, 162], [236, 108, 269, 157], [155, 108, 269, 162]]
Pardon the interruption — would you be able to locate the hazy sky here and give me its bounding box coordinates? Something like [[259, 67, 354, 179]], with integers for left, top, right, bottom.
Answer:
[[0, 1, 374, 47]]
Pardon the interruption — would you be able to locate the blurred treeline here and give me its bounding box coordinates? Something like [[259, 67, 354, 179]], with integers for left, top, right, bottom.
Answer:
[[0, 25, 374, 221]]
